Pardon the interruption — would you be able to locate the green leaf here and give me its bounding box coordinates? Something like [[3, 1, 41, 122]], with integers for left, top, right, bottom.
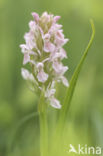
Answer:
[[58, 19, 95, 130]]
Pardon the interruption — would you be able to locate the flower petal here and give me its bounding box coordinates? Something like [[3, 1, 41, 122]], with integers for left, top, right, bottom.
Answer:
[[45, 88, 56, 98], [36, 62, 48, 83], [23, 53, 30, 65], [37, 70, 48, 83], [36, 62, 44, 69], [61, 76, 69, 87], [21, 68, 34, 81], [53, 16, 61, 23], [43, 33, 50, 41], [20, 44, 28, 53], [29, 21, 36, 30], [44, 42, 55, 53], [53, 61, 68, 75], [32, 12, 39, 23], [59, 48, 67, 59], [51, 48, 67, 61], [54, 30, 69, 47], [50, 98, 61, 109], [24, 32, 35, 49]]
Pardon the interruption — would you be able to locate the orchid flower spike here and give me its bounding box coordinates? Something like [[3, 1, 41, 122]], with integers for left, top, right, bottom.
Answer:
[[20, 12, 69, 109]]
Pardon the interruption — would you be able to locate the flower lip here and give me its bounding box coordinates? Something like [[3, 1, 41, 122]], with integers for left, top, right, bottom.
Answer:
[[36, 62, 48, 83]]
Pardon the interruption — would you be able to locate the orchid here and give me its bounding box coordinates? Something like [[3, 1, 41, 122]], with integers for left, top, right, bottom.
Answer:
[[20, 12, 69, 109], [19, 12, 95, 156]]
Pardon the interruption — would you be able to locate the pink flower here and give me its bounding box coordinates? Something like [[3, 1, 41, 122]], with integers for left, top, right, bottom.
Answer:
[[20, 44, 28, 53], [53, 16, 61, 23], [23, 53, 30, 65], [50, 48, 67, 61], [41, 12, 51, 23], [52, 61, 68, 75], [55, 30, 69, 47], [32, 12, 39, 23], [45, 88, 56, 98], [50, 98, 61, 109], [20, 12, 69, 109], [37, 63, 48, 83], [45, 81, 56, 98], [61, 76, 69, 87], [29, 21, 36, 31], [21, 68, 34, 81], [24, 32, 36, 49], [44, 41, 55, 53]]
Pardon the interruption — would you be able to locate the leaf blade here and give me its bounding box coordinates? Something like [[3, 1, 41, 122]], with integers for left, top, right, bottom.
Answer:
[[59, 19, 95, 127]]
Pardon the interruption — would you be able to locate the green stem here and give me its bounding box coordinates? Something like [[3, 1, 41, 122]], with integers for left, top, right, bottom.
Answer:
[[38, 88, 48, 156]]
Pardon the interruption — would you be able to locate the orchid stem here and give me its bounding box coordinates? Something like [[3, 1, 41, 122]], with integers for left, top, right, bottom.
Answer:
[[38, 89, 48, 156]]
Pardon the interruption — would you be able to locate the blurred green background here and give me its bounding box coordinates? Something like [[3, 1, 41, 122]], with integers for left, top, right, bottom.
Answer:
[[0, 0, 103, 155]]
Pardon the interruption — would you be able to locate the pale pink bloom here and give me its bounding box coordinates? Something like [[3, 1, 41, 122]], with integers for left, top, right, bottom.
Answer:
[[43, 33, 50, 41], [23, 53, 30, 65], [49, 24, 62, 36], [55, 31, 69, 47], [45, 81, 56, 98], [20, 44, 28, 53], [61, 76, 69, 87], [41, 12, 51, 23], [53, 16, 61, 23], [44, 41, 55, 53], [52, 61, 68, 75], [24, 32, 34, 42], [45, 81, 62, 109], [50, 98, 61, 109], [24, 32, 35, 49], [43, 33, 55, 52], [21, 68, 34, 81], [50, 48, 67, 61], [32, 12, 39, 23], [57, 30, 64, 38], [29, 21, 36, 31], [26, 51, 37, 65], [36, 62, 44, 69], [54, 24, 63, 29], [59, 48, 67, 59], [45, 88, 56, 98], [42, 12, 48, 17], [37, 63, 48, 83], [37, 71, 48, 83], [20, 12, 69, 109]]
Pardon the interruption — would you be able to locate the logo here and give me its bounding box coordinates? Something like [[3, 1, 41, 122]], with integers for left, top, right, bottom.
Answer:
[[66, 144, 102, 155]]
